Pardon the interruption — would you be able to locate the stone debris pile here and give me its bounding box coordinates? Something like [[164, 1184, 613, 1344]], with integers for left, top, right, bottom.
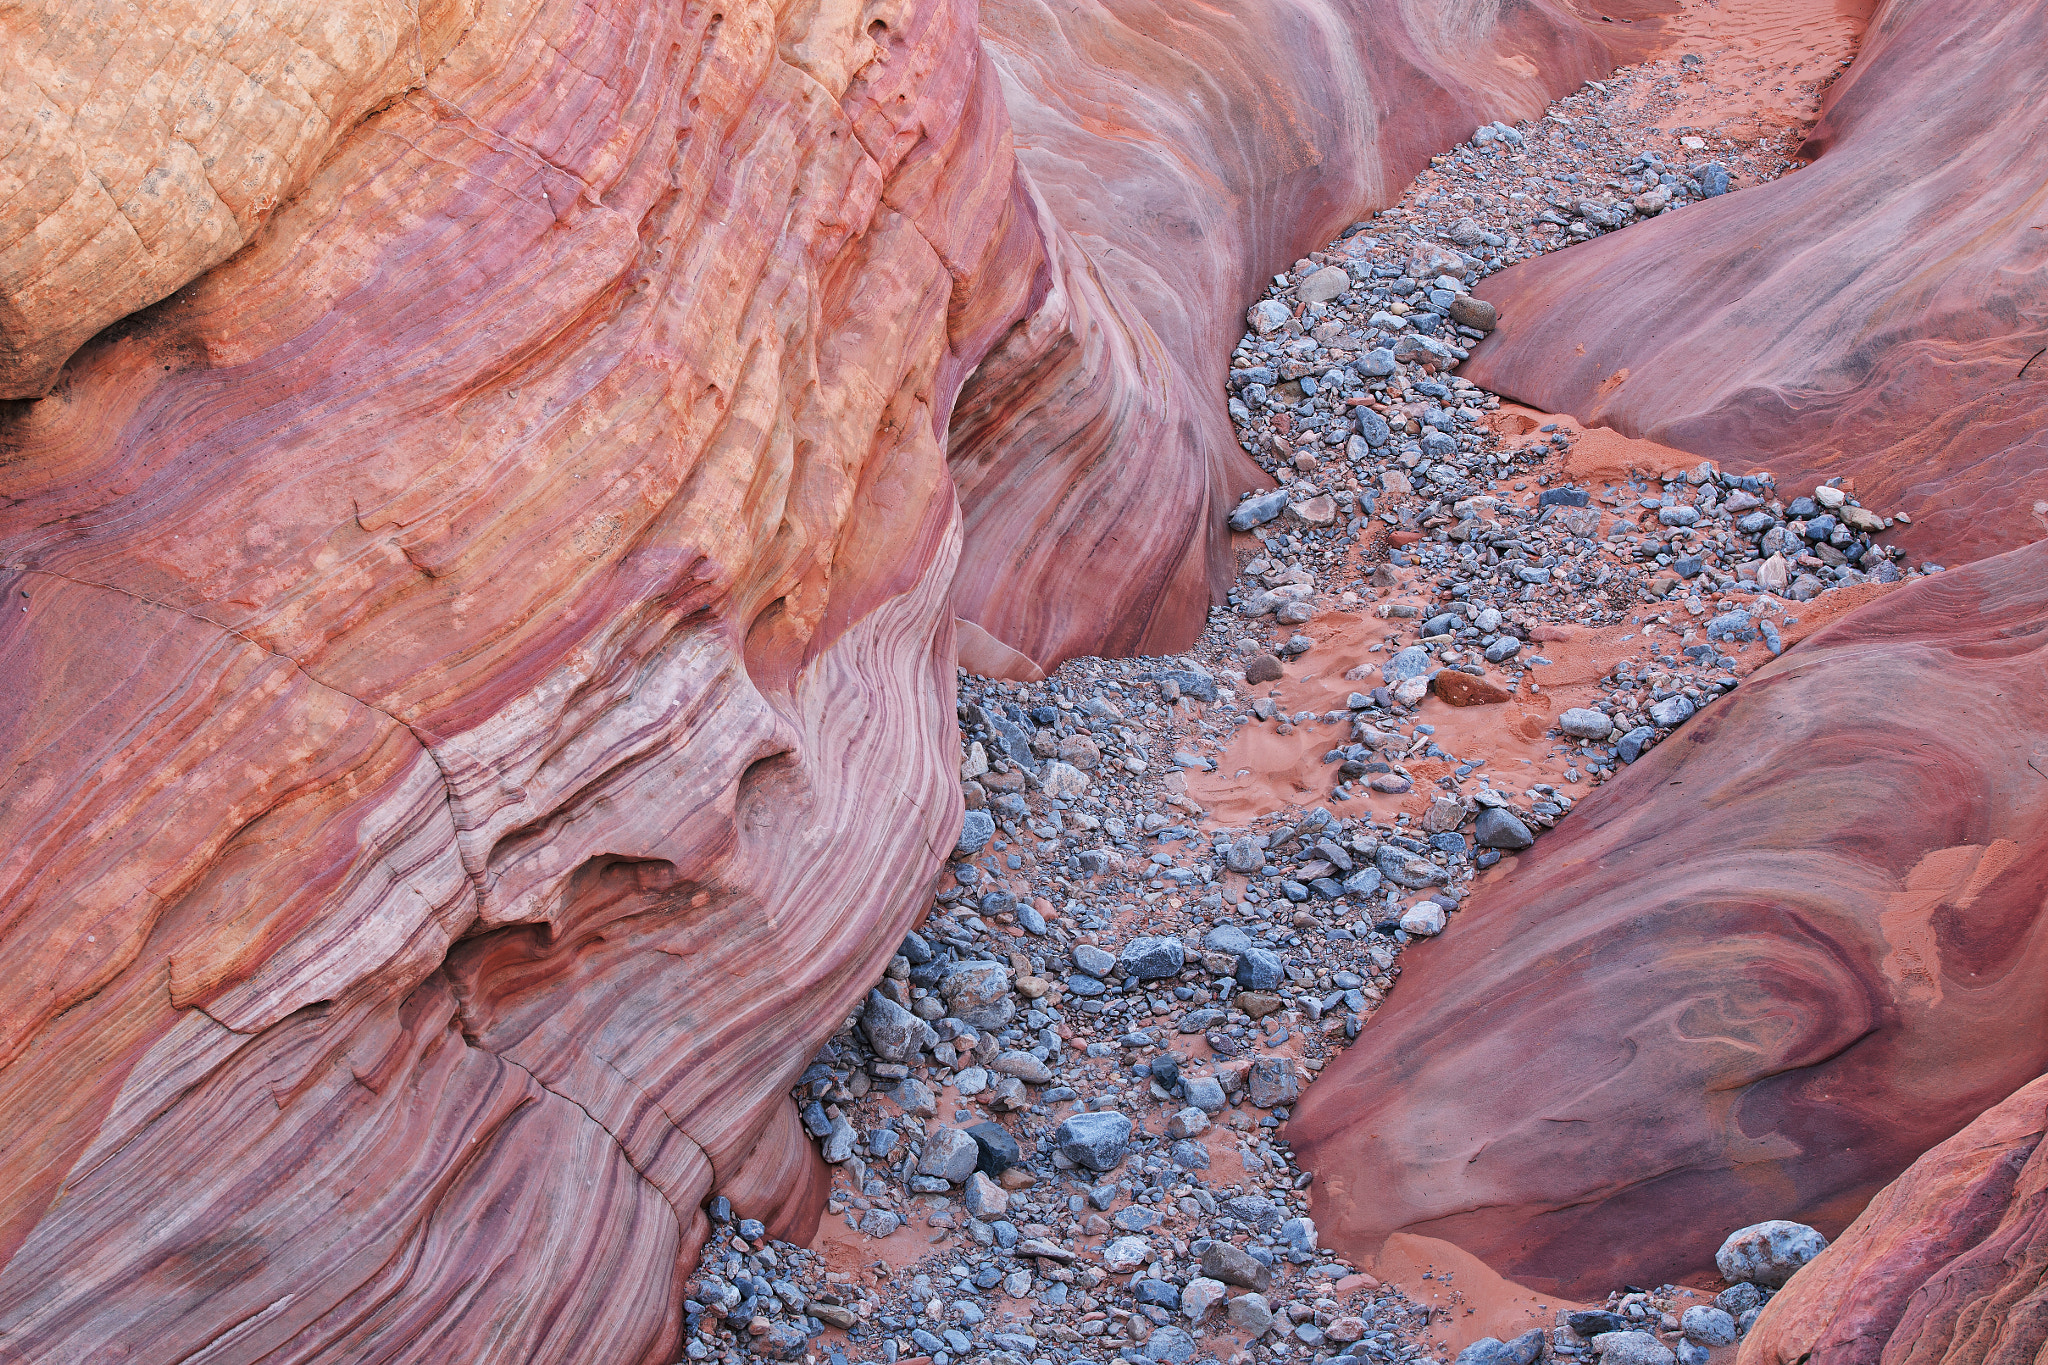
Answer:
[[681, 55, 1912, 1365]]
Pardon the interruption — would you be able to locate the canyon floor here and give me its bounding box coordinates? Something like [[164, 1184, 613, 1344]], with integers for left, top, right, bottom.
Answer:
[[686, 7, 1921, 1365]]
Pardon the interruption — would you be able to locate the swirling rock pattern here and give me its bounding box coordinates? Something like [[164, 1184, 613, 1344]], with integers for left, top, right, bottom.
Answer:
[[1290, 540, 2048, 1299], [0, 0, 1664, 1358], [953, 0, 1667, 671], [1458, 0, 2048, 567], [1741, 1072, 2048, 1365]]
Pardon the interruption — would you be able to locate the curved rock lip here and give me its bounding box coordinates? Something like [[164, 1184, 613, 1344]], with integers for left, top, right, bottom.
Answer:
[[1457, 0, 2048, 569], [1290, 539, 2048, 1297]]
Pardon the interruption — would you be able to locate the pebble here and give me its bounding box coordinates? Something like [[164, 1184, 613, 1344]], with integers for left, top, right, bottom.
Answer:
[[1679, 1305, 1737, 1346], [1716, 1219, 1828, 1287], [1597, 1331, 1676, 1365], [1055, 1111, 1134, 1171]]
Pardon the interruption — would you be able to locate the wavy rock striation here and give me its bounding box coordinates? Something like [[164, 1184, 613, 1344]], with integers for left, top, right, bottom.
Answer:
[[952, 0, 1670, 672], [1458, 0, 2048, 568], [1740, 1072, 2048, 1365], [1290, 540, 2048, 1299], [1, 0, 1668, 1358]]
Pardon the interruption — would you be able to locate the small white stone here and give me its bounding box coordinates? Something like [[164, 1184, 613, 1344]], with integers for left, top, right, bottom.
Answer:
[[1399, 903, 1447, 936]]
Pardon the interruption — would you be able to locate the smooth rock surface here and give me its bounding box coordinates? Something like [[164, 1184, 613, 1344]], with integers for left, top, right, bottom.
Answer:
[[1292, 542, 2048, 1297], [1461, 0, 2048, 568], [1738, 1071, 2048, 1365]]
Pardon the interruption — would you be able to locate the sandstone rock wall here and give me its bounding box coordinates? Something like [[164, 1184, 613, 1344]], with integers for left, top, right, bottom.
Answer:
[[0, 0, 1658, 1357], [1457, 0, 2048, 568], [1290, 540, 2048, 1298], [952, 0, 1662, 671], [1740, 1072, 2048, 1365]]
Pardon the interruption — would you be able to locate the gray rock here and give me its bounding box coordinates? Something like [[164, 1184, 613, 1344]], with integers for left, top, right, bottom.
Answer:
[[1677, 1343, 1710, 1365], [1221, 1195, 1280, 1231], [1355, 408, 1391, 446], [1200, 1241, 1273, 1292], [1120, 936, 1187, 980], [1559, 708, 1613, 740], [1341, 866, 1384, 897], [1648, 695, 1696, 727], [1680, 1306, 1737, 1347], [1382, 645, 1433, 685], [1355, 347, 1399, 378], [1203, 925, 1254, 956], [962, 1170, 1008, 1218], [1714, 1283, 1761, 1317], [940, 960, 1017, 1029], [1473, 806, 1534, 850], [989, 1050, 1052, 1084], [1247, 1057, 1299, 1108], [1247, 300, 1291, 335], [1596, 1331, 1675, 1365], [1226, 837, 1266, 874], [1168, 1138, 1210, 1170], [1617, 725, 1656, 763], [859, 1208, 901, 1238], [1483, 636, 1522, 664], [1705, 610, 1752, 642], [957, 809, 996, 855], [1716, 1219, 1828, 1288], [1230, 490, 1291, 531], [1377, 844, 1447, 888], [1234, 946, 1284, 990], [860, 989, 924, 1062], [1297, 266, 1351, 304], [1398, 902, 1446, 936], [1227, 1292, 1273, 1334], [1183, 1075, 1227, 1113], [1145, 1325, 1198, 1364], [1180, 1277, 1228, 1321], [822, 1115, 856, 1163], [1056, 1111, 1133, 1172], [1168, 1106, 1210, 1139], [1456, 1339, 1511, 1365], [1073, 943, 1116, 977], [918, 1126, 980, 1183], [888, 1080, 937, 1121]]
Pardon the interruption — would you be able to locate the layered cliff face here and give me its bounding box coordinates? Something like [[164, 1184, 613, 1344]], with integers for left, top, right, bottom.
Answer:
[[1458, 0, 2048, 568], [0, 0, 991, 1355], [0, 0, 1664, 1358], [1741, 1073, 2048, 1365], [1290, 540, 2048, 1299]]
